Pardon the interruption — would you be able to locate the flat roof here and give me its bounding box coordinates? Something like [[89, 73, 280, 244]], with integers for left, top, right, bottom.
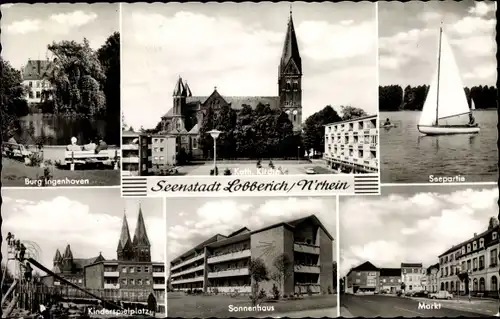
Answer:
[[324, 114, 377, 126]]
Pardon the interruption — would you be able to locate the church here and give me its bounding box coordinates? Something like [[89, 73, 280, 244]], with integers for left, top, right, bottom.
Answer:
[[159, 9, 303, 158]]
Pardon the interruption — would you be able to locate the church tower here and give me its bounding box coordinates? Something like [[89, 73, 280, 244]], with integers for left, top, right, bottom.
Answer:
[[117, 213, 134, 261], [278, 7, 303, 131], [132, 204, 151, 262], [62, 244, 74, 273], [53, 249, 63, 272], [169, 77, 193, 132]]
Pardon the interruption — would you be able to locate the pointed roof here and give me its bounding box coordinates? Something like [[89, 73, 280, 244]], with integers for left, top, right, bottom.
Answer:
[[52, 265, 62, 274], [117, 213, 132, 252], [63, 244, 73, 260], [173, 77, 185, 96], [183, 82, 193, 97], [349, 261, 379, 273], [280, 10, 302, 74], [133, 205, 150, 247], [53, 249, 62, 262]]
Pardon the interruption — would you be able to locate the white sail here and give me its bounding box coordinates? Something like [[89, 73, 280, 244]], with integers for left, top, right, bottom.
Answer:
[[419, 30, 471, 126], [471, 99, 476, 110]]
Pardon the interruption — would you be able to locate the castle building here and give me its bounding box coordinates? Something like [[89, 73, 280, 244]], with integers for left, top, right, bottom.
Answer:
[[43, 206, 166, 305], [159, 10, 303, 158], [169, 215, 333, 296], [21, 59, 54, 104]]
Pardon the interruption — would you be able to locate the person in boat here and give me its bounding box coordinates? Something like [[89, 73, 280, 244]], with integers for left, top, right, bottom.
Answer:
[[383, 118, 392, 127], [468, 113, 476, 126]]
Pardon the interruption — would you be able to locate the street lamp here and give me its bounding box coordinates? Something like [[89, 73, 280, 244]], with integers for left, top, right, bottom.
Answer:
[[208, 130, 222, 173]]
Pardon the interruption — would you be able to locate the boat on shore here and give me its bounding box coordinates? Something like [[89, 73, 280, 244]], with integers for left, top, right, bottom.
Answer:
[[417, 25, 480, 136]]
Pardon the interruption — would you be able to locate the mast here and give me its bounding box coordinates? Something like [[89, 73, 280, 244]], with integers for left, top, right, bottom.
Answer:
[[435, 25, 443, 126]]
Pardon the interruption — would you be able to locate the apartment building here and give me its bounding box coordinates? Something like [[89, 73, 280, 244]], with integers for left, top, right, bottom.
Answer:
[[437, 225, 499, 297], [151, 135, 176, 168], [379, 268, 401, 293], [122, 130, 151, 176], [169, 215, 334, 296], [323, 115, 379, 173], [401, 263, 425, 292], [345, 261, 380, 294], [21, 59, 54, 104], [426, 263, 440, 293]]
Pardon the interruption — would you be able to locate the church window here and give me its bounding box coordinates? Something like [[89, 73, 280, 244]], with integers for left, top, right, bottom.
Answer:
[[286, 110, 291, 115], [193, 137, 198, 149], [293, 110, 298, 122]]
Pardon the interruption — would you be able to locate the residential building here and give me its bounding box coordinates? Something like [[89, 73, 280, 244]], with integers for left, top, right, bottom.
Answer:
[[323, 115, 379, 173], [160, 10, 304, 159], [151, 135, 176, 168], [122, 130, 151, 176], [21, 59, 54, 104], [437, 225, 499, 297], [169, 215, 334, 296], [401, 263, 424, 292], [426, 263, 440, 293], [345, 261, 380, 294], [43, 207, 166, 305], [379, 268, 401, 293]]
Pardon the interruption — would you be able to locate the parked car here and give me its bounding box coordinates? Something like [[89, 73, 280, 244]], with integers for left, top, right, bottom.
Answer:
[[429, 291, 453, 300], [413, 291, 429, 298], [305, 168, 316, 174]]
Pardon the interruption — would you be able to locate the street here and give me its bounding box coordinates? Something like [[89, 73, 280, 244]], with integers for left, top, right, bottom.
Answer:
[[341, 294, 494, 317]]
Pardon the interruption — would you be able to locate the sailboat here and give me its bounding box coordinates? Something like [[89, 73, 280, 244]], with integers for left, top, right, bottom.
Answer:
[[417, 26, 480, 135]]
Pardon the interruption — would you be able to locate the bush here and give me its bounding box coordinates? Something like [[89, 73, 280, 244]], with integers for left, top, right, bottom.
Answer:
[[224, 168, 232, 175], [26, 153, 43, 167], [258, 288, 267, 300], [213, 287, 219, 295], [307, 285, 313, 296], [328, 285, 333, 294], [272, 283, 280, 300]]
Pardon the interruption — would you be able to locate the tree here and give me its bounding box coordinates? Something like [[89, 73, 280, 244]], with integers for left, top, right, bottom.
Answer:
[[249, 258, 269, 306], [340, 105, 368, 121], [198, 106, 216, 158], [302, 105, 341, 154], [271, 253, 293, 288], [488, 217, 499, 230], [147, 292, 157, 315], [98, 32, 120, 145], [47, 38, 106, 116], [1, 57, 28, 140], [379, 85, 403, 111]]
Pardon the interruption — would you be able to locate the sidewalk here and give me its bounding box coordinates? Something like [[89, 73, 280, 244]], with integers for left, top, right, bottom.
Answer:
[[340, 307, 354, 318], [411, 296, 497, 304]]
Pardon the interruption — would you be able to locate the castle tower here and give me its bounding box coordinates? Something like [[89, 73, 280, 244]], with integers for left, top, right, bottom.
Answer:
[[132, 204, 151, 262], [62, 244, 73, 273], [117, 213, 134, 261], [278, 6, 302, 131]]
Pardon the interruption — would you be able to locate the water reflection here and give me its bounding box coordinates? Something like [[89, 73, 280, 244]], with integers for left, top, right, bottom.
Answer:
[[15, 114, 118, 146]]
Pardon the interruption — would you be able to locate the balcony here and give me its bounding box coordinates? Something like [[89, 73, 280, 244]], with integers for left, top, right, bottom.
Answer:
[[294, 265, 320, 274], [153, 271, 165, 278], [171, 253, 205, 271], [171, 264, 204, 278], [153, 284, 166, 290], [294, 243, 320, 255], [207, 249, 251, 264], [104, 271, 119, 277], [104, 283, 120, 289], [171, 277, 204, 285], [122, 157, 139, 164], [208, 267, 250, 278], [122, 144, 139, 150]]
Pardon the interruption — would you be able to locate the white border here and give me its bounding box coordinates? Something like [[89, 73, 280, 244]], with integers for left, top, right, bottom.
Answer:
[[163, 196, 168, 317], [383, 182, 497, 187], [375, 1, 382, 188], [119, 2, 124, 194]]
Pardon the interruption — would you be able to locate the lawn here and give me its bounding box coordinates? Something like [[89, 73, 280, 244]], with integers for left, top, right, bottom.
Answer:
[[2, 158, 120, 187], [167, 292, 336, 318]]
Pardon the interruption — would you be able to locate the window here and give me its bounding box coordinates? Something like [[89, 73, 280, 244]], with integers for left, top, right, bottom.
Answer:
[[160, 148, 164, 152], [144, 267, 149, 273], [36, 82, 41, 88], [154, 156, 158, 161], [36, 91, 41, 98], [473, 241, 477, 250], [479, 256, 485, 269], [450, 254, 454, 262], [154, 139, 158, 143], [467, 260, 471, 270], [492, 276, 498, 291], [146, 279, 151, 285], [160, 139, 164, 143], [138, 279, 143, 285], [160, 156, 164, 161], [137, 267, 141, 273], [473, 258, 478, 270], [129, 279, 134, 285], [462, 247, 466, 254], [129, 267, 134, 273], [493, 232, 498, 240], [467, 244, 471, 252], [480, 238, 485, 248], [491, 249, 498, 266], [121, 279, 127, 285], [29, 81, 33, 87], [29, 91, 34, 99], [121, 267, 127, 273], [440, 258, 443, 265], [445, 256, 448, 263]]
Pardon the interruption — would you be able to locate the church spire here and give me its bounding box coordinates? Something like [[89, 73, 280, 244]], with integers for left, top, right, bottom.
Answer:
[[117, 212, 132, 252], [280, 7, 302, 74], [173, 76, 185, 96], [133, 204, 150, 247], [53, 249, 62, 263], [63, 244, 73, 260]]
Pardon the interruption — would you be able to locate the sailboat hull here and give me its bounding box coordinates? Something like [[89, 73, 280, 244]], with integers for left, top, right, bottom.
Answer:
[[417, 125, 480, 135]]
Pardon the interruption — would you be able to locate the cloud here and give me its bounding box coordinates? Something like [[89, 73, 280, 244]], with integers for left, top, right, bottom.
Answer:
[[2, 196, 164, 274], [167, 197, 336, 262], [49, 11, 98, 27], [463, 64, 497, 81], [122, 9, 377, 129], [468, 2, 496, 17], [339, 187, 498, 277], [6, 10, 97, 35], [419, 11, 443, 22], [6, 19, 42, 34]]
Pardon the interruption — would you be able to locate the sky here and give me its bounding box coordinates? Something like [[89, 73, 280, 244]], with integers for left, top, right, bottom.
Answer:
[[166, 196, 337, 276], [339, 185, 498, 277], [1, 3, 119, 70], [1, 188, 165, 275], [379, 1, 497, 87], [122, 2, 377, 129]]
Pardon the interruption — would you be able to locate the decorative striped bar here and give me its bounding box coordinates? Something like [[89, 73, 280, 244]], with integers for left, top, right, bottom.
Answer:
[[121, 177, 148, 197], [354, 175, 380, 195]]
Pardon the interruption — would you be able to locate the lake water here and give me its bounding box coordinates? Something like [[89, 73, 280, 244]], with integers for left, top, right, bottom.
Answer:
[[381, 110, 498, 183], [16, 114, 118, 146]]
